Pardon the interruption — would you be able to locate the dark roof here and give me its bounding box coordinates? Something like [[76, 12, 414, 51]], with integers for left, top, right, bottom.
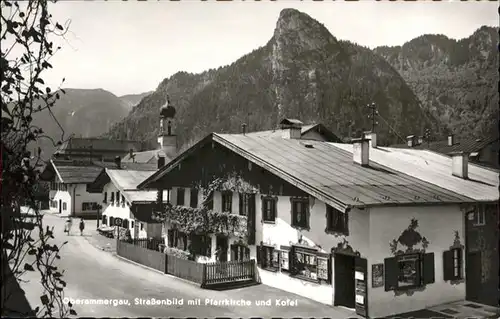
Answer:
[[53, 164, 104, 184], [280, 118, 304, 127], [390, 137, 499, 155], [139, 133, 473, 211], [122, 149, 169, 164], [56, 137, 146, 154]]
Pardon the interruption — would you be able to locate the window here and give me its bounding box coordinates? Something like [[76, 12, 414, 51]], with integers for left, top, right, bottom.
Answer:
[[109, 216, 114, 226], [191, 234, 211, 257], [258, 244, 279, 271], [291, 198, 309, 228], [140, 222, 144, 230], [231, 244, 250, 261], [239, 193, 250, 216], [472, 206, 485, 226], [122, 219, 129, 228], [326, 205, 348, 234], [102, 215, 107, 225], [176, 188, 185, 206], [115, 192, 120, 205], [103, 192, 107, 203], [62, 202, 67, 210], [82, 202, 98, 211], [130, 221, 134, 229], [221, 191, 232, 213], [290, 246, 318, 281], [443, 248, 463, 281], [190, 189, 198, 208], [262, 196, 277, 222], [384, 253, 435, 291], [110, 192, 115, 203], [121, 195, 125, 207], [167, 229, 188, 251]]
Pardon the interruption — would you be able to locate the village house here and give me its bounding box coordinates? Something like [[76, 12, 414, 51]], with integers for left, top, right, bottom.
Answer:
[[391, 134, 499, 169], [40, 159, 119, 217], [88, 159, 169, 240], [333, 135, 499, 309], [137, 120, 476, 318]]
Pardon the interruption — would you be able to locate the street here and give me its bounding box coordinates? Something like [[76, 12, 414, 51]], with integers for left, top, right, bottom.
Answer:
[[19, 211, 357, 318]]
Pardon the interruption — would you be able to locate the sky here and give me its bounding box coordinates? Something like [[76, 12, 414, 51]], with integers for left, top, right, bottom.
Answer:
[[37, 1, 499, 97]]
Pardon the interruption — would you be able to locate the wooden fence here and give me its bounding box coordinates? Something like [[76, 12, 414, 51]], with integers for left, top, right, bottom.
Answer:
[[203, 260, 256, 286], [166, 254, 204, 284], [117, 240, 166, 273], [117, 240, 257, 288]]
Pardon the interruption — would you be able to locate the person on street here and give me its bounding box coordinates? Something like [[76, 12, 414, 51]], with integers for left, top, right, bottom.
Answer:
[[79, 218, 85, 236], [65, 218, 73, 235]]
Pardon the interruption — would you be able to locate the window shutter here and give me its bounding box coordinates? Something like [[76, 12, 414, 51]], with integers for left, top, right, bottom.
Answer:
[[343, 211, 349, 235], [443, 250, 454, 281], [272, 199, 277, 220], [327, 255, 332, 284], [239, 193, 243, 215], [256, 243, 262, 265], [423, 253, 435, 284], [384, 257, 398, 291]]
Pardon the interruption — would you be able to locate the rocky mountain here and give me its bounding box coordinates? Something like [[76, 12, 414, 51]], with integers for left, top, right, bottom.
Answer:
[[374, 26, 499, 141], [119, 91, 153, 111], [31, 88, 131, 159], [104, 8, 441, 150]]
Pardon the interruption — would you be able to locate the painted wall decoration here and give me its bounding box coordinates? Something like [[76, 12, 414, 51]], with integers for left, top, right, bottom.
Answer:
[[388, 218, 430, 296], [372, 263, 384, 288], [389, 218, 429, 255], [331, 238, 361, 257]]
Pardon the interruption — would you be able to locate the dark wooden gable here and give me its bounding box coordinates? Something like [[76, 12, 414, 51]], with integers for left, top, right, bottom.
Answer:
[[152, 139, 308, 198], [87, 170, 111, 193]]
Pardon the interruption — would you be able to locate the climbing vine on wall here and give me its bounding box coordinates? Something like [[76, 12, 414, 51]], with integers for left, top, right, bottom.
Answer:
[[193, 171, 259, 208], [153, 205, 248, 238]]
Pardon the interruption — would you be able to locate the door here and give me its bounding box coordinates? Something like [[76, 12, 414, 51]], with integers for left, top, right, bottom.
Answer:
[[58, 199, 62, 214], [466, 251, 482, 302], [334, 253, 356, 309], [216, 235, 228, 262]]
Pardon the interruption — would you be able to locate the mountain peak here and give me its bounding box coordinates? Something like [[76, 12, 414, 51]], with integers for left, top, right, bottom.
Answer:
[[273, 8, 339, 53]]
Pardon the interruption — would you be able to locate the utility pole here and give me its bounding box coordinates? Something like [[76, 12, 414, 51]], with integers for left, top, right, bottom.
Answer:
[[367, 102, 378, 132]]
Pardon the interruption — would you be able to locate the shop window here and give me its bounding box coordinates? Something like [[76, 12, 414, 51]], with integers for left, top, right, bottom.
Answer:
[[257, 244, 279, 271], [384, 253, 435, 291]]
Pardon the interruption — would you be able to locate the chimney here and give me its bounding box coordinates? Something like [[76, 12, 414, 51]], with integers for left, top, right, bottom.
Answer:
[[280, 118, 303, 139], [352, 137, 370, 166], [448, 134, 454, 146], [241, 123, 247, 135], [451, 152, 469, 179], [114, 156, 121, 169], [407, 135, 416, 147], [157, 155, 165, 169], [364, 131, 377, 148]]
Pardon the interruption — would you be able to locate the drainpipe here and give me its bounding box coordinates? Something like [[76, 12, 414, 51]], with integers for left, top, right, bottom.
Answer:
[[72, 184, 76, 217]]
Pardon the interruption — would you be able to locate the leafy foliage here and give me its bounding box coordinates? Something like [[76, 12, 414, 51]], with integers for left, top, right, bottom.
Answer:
[[104, 8, 437, 148], [153, 205, 247, 239], [374, 26, 499, 141], [1, 0, 74, 316]]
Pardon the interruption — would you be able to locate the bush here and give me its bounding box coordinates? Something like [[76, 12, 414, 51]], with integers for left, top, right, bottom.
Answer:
[[164, 247, 190, 260]]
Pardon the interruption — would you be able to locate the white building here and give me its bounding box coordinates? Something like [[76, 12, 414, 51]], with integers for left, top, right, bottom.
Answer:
[[138, 120, 480, 318]]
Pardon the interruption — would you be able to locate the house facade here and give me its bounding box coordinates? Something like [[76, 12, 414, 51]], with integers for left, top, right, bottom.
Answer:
[[88, 162, 167, 240], [334, 138, 499, 308], [43, 160, 111, 217], [138, 124, 475, 318]]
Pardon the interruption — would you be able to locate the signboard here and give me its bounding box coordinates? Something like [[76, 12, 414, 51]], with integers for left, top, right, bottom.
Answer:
[[355, 257, 368, 317], [114, 217, 123, 226]]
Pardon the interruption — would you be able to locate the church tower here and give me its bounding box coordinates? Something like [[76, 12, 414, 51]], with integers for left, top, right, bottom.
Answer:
[[157, 95, 177, 158]]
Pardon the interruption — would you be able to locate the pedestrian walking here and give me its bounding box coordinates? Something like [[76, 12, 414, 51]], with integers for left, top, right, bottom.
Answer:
[[79, 218, 85, 236], [65, 218, 73, 235]]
